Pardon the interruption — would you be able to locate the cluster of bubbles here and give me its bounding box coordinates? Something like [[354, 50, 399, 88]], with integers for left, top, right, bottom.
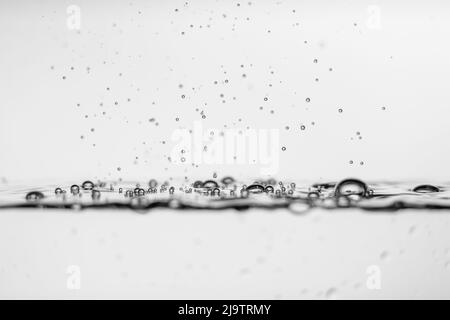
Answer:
[[16, 177, 450, 213]]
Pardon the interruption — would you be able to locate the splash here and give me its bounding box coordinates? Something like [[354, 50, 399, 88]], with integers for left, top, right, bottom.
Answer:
[[0, 178, 449, 213]]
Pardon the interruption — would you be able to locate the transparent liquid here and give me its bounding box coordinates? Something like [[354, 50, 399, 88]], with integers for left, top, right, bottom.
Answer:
[[1, 178, 450, 213]]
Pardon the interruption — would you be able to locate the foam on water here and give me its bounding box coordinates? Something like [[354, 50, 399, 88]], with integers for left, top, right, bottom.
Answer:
[[1, 178, 450, 212]]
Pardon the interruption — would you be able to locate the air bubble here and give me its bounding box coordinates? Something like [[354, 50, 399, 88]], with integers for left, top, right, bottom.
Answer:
[[25, 191, 44, 201], [70, 185, 80, 194], [202, 180, 219, 189], [82, 181, 95, 190], [334, 178, 368, 197], [193, 181, 203, 188], [246, 184, 265, 194], [413, 184, 439, 193]]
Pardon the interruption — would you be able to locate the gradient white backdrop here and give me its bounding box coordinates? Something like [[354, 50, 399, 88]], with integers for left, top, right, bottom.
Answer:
[[1, 0, 450, 300]]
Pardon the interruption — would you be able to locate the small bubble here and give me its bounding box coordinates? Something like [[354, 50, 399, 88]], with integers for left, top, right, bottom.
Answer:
[[334, 178, 368, 197], [82, 181, 95, 190], [70, 185, 80, 194], [246, 184, 265, 194], [338, 108, 343, 113], [55, 188, 63, 195], [202, 180, 219, 189], [305, 98, 310, 103], [25, 191, 44, 201], [413, 184, 440, 193], [282, 146, 286, 151]]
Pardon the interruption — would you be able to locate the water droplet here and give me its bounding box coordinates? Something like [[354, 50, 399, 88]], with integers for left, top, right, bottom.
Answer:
[[334, 178, 368, 197], [202, 180, 219, 189], [413, 184, 439, 193], [308, 191, 320, 199], [134, 188, 145, 196], [265, 186, 274, 193], [246, 184, 265, 194], [82, 180, 95, 190], [193, 180, 203, 188], [25, 191, 44, 201], [70, 185, 80, 194]]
